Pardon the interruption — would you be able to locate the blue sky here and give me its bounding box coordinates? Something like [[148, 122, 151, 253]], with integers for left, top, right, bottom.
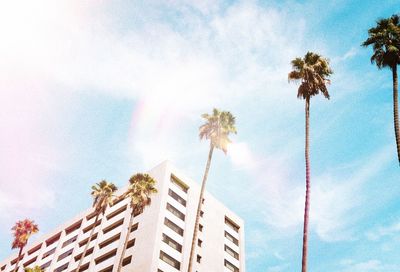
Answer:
[[0, 0, 400, 271]]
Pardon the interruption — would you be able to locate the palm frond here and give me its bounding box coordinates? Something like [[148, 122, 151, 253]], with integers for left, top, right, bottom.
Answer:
[[362, 14, 400, 70], [199, 108, 237, 153], [91, 180, 118, 215], [289, 52, 333, 100]]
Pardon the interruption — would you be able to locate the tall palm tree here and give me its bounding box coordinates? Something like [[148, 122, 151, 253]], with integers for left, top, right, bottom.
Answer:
[[24, 266, 43, 272], [187, 108, 237, 272], [116, 173, 157, 272], [288, 52, 332, 272], [76, 180, 118, 272], [362, 14, 400, 165], [11, 219, 39, 272]]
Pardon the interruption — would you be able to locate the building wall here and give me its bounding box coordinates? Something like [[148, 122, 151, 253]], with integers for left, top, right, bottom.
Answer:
[[1, 161, 245, 272]]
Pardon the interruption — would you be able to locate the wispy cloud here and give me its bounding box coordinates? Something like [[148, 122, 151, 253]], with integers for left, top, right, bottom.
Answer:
[[267, 263, 290, 272], [366, 220, 400, 241], [235, 142, 393, 242], [339, 259, 400, 272]]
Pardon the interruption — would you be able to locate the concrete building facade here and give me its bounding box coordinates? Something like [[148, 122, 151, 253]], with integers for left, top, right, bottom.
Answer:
[[1, 161, 245, 272]]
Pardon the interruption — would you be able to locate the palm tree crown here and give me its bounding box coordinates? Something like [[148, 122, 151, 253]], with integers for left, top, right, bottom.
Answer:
[[125, 173, 157, 213], [24, 266, 43, 272], [91, 180, 118, 215], [199, 108, 237, 154], [288, 51, 333, 100], [11, 219, 39, 250], [362, 14, 400, 69]]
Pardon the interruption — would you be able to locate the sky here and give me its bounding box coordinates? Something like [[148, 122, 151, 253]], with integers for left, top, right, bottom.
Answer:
[[0, 0, 400, 271]]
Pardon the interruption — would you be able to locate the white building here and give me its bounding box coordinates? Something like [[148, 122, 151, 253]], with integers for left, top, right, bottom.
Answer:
[[0, 161, 245, 272]]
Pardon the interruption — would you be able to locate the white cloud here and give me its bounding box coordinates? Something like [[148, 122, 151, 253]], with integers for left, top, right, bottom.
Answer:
[[267, 263, 290, 272], [339, 259, 400, 272], [239, 143, 393, 242], [366, 221, 400, 241]]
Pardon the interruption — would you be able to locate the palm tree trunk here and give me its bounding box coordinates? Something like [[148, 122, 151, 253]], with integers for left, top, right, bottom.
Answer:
[[76, 214, 99, 272], [392, 64, 400, 165], [116, 209, 135, 272], [13, 246, 24, 272], [301, 98, 311, 272], [187, 143, 214, 272]]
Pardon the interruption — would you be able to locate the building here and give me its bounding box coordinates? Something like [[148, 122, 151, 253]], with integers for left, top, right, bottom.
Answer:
[[0, 161, 245, 272]]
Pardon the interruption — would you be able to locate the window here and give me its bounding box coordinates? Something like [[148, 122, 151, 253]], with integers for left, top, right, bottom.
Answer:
[[133, 209, 142, 217], [86, 211, 97, 221], [225, 245, 239, 260], [95, 249, 117, 265], [225, 217, 240, 232], [130, 223, 139, 232], [65, 220, 82, 235], [107, 204, 128, 220], [46, 232, 61, 247], [57, 249, 73, 261], [200, 210, 204, 217], [199, 224, 203, 232], [98, 265, 113, 272], [78, 263, 89, 271], [11, 256, 22, 265], [166, 203, 185, 220], [106, 204, 127, 220], [224, 231, 239, 246], [164, 218, 184, 236], [54, 263, 68, 272], [62, 235, 78, 248], [99, 233, 121, 249], [42, 248, 56, 259], [74, 247, 94, 261], [197, 255, 201, 263], [127, 238, 136, 249], [83, 219, 101, 234], [168, 189, 186, 207], [28, 244, 42, 255], [23, 257, 37, 267], [79, 233, 98, 247], [170, 175, 188, 193], [40, 261, 51, 270], [159, 251, 180, 270], [112, 195, 125, 206], [162, 234, 182, 252], [103, 218, 124, 234], [224, 259, 239, 272], [122, 256, 132, 267], [197, 239, 202, 247]]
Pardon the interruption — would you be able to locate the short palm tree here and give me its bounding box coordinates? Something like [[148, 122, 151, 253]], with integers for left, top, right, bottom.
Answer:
[[288, 52, 333, 272], [11, 219, 39, 272], [116, 173, 157, 272], [24, 266, 43, 272], [76, 180, 118, 272], [187, 108, 237, 272], [362, 14, 400, 165]]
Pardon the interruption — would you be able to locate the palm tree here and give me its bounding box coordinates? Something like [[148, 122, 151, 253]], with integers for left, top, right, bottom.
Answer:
[[24, 266, 43, 272], [288, 52, 332, 272], [76, 180, 118, 272], [187, 108, 237, 272], [362, 14, 400, 165], [116, 173, 157, 272], [11, 219, 39, 272]]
